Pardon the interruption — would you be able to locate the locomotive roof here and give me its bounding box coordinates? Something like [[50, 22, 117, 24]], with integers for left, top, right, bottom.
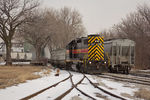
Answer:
[[88, 34, 101, 36]]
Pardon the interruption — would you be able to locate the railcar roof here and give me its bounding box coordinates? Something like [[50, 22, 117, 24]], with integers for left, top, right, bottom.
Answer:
[[104, 38, 135, 46], [104, 38, 129, 41]]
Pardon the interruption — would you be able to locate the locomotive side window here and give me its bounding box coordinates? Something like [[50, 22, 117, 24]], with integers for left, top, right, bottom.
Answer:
[[84, 39, 88, 45], [74, 43, 77, 58], [69, 45, 72, 58]]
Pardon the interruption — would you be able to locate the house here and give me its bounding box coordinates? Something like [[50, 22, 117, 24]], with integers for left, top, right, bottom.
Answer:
[[0, 42, 32, 61]]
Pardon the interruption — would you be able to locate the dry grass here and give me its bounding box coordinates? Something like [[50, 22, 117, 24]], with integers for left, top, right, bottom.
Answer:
[[121, 93, 134, 99], [134, 88, 150, 100], [0, 66, 50, 89]]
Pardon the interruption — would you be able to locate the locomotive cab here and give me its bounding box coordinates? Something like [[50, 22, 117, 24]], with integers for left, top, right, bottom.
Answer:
[[66, 34, 108, 74]]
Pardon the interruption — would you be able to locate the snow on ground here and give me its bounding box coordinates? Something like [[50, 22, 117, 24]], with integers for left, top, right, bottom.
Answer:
[[91, 75, 138, 100], [0, 69, 140, 100], [0, 70, 69, 100], [0, 62, 30, 65], [63, 88, 91, 100], [77, 78, 120, 100], [31, 71, 85, 100], [70, 71, 84, 84], [30, 77, 72, 100], [139, 70, 150, 73]]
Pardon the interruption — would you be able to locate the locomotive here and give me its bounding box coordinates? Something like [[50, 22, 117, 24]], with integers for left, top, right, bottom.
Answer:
[[50, 34, 135, 74]]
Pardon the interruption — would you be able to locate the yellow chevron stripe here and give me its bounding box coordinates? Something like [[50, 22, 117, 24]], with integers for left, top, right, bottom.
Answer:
[[88, 45, 93, 50], [95, 47, 104, 59], [95, 52, 101, 59], [96, 47, 104, 57], [97, 46, 104, 54], [88, 45, 96, 53], [99, 45, 104, 52], [91, 37, 97, 43], [95, 51, 103, 59], [88, 36, 95, 43], [96, 58, 98, 61], [89, 52, 96, 60], [89, 52, 102, 61], [97, 50, 103, 58], [89, 46, 104, 57], [89, 48, 102, 60], [100, 44, 104, 50], [99, 36, 103, 42], [89, 47, 97, 57], [97, 36, 100, 41]]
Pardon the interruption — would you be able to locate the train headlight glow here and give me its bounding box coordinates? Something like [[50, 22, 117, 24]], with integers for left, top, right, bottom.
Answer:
[[89, 62, 92, 64]]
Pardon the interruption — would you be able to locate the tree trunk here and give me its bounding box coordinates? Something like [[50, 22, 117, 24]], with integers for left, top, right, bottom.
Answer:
[[35, 47, 42, 60], [6, 41, 12, 65]]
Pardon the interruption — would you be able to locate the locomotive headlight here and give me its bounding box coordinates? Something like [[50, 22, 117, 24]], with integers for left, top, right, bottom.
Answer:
[[89, 62, 92, 64]]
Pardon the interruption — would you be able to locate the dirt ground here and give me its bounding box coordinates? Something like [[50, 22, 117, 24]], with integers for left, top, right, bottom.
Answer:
[[0, 66, 50, 89]]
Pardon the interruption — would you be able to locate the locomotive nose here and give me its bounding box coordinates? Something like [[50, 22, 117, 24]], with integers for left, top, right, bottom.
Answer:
[[88, 35, 104, 61]]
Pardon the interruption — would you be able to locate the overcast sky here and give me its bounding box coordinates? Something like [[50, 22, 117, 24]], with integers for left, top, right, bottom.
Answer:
[[41, 0, 150, 34]]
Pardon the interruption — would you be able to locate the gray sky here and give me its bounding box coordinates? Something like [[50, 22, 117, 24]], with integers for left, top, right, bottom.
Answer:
[[41, 0, 150, 34]]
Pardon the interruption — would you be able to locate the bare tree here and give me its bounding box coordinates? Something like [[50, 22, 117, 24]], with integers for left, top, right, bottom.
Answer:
[[19, 7, 86, 59], [57, 7, 86, 48], [18, 10, 52, 60], [113, 4, 150, 69], [0, 0, 39, 65], [98, 28, 119, 40]]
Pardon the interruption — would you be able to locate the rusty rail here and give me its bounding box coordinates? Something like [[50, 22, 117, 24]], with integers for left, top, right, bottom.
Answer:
[[85, 75, 127, 100], [21, 74, 71, 100]]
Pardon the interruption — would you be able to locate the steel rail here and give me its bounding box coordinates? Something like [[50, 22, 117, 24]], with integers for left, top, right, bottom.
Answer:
[[85, 75, 127, 100], [98, 74, 150, 86], [69, 72, 97, 100], [54, 72, 85, 100], [20, 74, 71, 100]]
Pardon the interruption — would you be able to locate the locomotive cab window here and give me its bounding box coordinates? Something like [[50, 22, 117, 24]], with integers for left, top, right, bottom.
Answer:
[[77, 39, 81, 43]]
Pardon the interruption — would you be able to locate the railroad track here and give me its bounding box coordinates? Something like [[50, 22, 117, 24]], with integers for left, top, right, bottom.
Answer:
[[54, 72, 85, 100], [21, 73, 72, 100], [98, 73, 150, 86], [21, 71, 90, 100], [84, 74, 126, 100], [130, 72, 150, 78], [21, 71, 128, 100]]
